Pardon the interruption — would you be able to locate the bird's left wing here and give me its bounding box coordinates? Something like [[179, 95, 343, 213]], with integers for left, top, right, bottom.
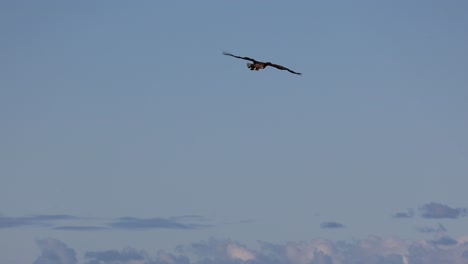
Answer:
[[222, 52, 257, 62]]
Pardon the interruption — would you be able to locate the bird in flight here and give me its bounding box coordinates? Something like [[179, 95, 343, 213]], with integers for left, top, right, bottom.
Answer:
[[222, 52, 302, 75]]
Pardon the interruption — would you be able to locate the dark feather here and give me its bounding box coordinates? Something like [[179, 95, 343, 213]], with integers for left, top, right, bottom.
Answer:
[[222, 52, 257, 62], [265, 62, 302, 75]]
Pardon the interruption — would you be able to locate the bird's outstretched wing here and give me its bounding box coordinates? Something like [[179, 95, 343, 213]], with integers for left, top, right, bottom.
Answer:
[[265, 62, 302, 75], [223, 52, 257, 62]]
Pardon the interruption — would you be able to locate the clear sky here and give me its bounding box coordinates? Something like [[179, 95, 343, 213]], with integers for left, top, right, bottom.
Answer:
[[1, 1, 468, 263]]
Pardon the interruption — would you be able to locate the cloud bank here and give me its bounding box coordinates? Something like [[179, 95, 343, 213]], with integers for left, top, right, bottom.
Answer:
[[419, 202, 467, 219], [320, 222, 345, 229], [109, 217, 207, 230], [0, 214, 209, 231], [34, 237, 468, 264], [0, 215, 78, 229], [4, 201, 467, 232], [392, 209, 414, 219], [393, 202, 468, 220]]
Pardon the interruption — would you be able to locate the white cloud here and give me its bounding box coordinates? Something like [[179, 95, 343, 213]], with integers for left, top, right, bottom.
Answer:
[[358, 236, 410, 264], [157, 250, 176, 264], [34, 238, 77, 264], [285, 242, 315, 264], [226, 243, 256, 261], [285, 240, 342, 264]]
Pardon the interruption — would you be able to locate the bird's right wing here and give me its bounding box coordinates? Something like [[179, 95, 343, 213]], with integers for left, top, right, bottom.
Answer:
[[222, 52, 257, 62], [266, 62, 302, 75]]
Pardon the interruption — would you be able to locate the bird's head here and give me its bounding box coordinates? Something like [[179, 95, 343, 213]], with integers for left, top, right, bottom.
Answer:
[[247, 63, 253, 69]]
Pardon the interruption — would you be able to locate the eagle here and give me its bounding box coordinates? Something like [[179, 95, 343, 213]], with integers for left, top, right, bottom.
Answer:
[[222, 52, 302, 75]]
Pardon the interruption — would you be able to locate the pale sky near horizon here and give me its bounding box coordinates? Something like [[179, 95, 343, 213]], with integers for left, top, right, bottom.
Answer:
[[1, 1, 468, 263]]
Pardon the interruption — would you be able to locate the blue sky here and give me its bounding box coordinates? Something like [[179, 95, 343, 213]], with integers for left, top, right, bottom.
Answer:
[[1, 1, 468, 263]]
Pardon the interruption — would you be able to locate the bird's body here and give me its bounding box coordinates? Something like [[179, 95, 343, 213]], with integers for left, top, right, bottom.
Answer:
[[223, 52, 302, 75], [247, 62, 266, 71]]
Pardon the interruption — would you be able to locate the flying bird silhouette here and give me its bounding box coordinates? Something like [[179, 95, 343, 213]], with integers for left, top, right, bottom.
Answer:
[[223, 52, 302, 75]]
